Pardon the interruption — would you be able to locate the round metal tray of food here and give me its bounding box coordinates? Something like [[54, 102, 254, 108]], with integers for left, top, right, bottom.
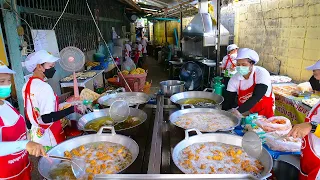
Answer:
[[77, 107, 147, 132], [38, 126, 139, 180], [170, 88, 224, 108], [97, 91, 150, 107], [172, 129, 272, 179], [170, 105, 240, 132]]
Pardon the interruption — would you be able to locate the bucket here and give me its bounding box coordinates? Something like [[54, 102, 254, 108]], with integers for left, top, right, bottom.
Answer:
[[268, 160, 299, 180]]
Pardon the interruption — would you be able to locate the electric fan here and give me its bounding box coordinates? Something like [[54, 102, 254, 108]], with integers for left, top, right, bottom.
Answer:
[[180, 61, 203, 90], [59, 46, 85, 100]]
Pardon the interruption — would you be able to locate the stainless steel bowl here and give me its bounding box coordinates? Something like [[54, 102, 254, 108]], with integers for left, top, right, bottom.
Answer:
[[160, 80, 185, 97]]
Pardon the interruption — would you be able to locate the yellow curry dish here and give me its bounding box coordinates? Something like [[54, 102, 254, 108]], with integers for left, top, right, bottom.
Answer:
[[84, 116, 142, 131]]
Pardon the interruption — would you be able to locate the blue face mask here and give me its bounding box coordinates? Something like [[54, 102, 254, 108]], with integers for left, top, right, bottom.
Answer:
[[236, 66, 250, 76], [0, 84, 11, 99]]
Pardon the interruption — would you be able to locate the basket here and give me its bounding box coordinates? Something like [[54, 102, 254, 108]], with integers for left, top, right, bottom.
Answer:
[[118, 72, 147, 92]]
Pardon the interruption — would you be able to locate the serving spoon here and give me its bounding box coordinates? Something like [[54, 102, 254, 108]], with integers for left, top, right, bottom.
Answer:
[[47, 155, 86, 179]]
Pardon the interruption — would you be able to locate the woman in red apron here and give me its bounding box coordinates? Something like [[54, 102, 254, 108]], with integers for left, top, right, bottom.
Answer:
[[23, 50, 83, 151], [222, 48, 274, 118], [0, 61, 46, 179], [288, 101, 320, 179], [220, 44, 238, 87]]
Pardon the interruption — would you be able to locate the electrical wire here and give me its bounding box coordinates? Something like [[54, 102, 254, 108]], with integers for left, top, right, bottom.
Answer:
[[85, 0, 132, 92], [52, 0, 70, 30]]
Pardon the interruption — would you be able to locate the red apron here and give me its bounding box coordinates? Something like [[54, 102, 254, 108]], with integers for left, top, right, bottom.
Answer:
[[299, 104, 320, 180], [237, 72, 274, 118], [0, 104, 31, 180], [133, 50, 141, 64], [24, 77, 65, 145], [223, 54, 236, 69]]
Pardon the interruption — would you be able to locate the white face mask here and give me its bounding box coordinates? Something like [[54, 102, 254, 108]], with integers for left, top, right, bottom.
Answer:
[[230, 53, 237, 59]]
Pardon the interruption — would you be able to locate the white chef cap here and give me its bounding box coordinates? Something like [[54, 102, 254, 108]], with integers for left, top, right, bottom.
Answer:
[[24, 50, 60, 72], [306, 60, 320, 71], [227, 44, 239, 52], [235, 48, 259, 64], [0, 60, 15, 74]]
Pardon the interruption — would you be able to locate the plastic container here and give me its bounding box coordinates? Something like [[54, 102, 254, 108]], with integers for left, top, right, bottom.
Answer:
[[93, 53, 105, 62], [143, 82, 152, 94], [212, 76, 225, 96], [118, 73, 147, 92]]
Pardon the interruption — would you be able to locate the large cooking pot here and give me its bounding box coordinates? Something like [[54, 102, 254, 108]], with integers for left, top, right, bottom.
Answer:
[[170, 88, 224, 108], [170, 105, 240, 132], [172, 129, 273, 179], [160, 80, 185, 97], [77, 107, 147, 132], [38, 126, 139, 179]]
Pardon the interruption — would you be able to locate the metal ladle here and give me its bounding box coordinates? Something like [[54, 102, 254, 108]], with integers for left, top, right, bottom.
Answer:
[[242, 131, 263, 159], [48, 155, 86, 179]]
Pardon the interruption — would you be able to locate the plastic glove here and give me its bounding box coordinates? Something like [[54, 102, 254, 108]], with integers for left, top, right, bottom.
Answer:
[[229, 108, 244, 119], [74, 104, 87, 115]]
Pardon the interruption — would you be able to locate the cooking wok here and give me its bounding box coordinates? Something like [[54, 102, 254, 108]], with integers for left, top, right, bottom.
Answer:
[[170, 88, 224, 108], [77, 107, 147, 132], [38, 126, 139, 179], [169, 105, 240, 132], [172, 129, 272, 179]]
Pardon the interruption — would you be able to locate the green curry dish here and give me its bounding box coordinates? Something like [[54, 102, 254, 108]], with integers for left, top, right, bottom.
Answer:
[[84, 116, 142, 131]]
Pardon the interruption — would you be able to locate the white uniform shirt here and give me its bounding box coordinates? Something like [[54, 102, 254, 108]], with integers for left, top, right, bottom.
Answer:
[[221, 54, 237, 75], [138, 44, 143, 52], [22, 79, 57, 147], [227, 66, 272, 97], [307, 101, 320, 156], [124, 44, 131, 57], [0, 101, 19, 126], [141, 38, 148, 54]]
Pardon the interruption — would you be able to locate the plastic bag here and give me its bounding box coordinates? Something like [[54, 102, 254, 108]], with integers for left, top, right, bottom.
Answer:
[[297, 82, 312, 92], [256, 116, 292, 135], [121, 57, 136, 72], [265, 133, 302, 152]]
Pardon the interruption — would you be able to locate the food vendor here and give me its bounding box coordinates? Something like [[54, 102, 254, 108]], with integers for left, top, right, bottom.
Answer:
[[306, 60, 320, 92], [141, 36, 148, 61], [124, 39, 131, 58], [22, 50, 84, 151], [220, 44, 239, 86], [288, 101, 320, 179], [222, 48, 274, 118], [0, 61, 46, 180]]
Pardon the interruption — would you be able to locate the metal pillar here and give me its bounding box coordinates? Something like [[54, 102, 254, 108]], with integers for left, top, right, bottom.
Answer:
[[1, 0, 25, 114], [180, 5, 183, 51], [216, 0, 221, 76]]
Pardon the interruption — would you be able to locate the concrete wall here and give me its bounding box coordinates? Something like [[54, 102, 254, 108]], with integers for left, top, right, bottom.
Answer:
[[234, 0, 320, 82]]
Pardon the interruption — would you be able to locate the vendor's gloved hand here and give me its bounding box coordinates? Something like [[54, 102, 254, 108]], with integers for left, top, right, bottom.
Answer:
[[229, 108, 244, 119], [287, 122, 312, 138], [73, 104, 87, 114]]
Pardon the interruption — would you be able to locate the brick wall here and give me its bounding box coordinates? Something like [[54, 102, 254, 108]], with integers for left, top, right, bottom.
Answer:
[[234, 0, 320, 82]]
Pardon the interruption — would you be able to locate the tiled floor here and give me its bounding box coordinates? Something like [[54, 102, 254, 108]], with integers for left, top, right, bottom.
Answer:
[[144, 56, 169, 95]]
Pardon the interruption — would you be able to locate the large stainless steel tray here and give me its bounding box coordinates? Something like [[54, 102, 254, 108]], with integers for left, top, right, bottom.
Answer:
[[170, 88, 224, 108], [98, 91, 150, 107], [77, 107, 147, 132], [172, 129, 273, 179], [169, 105, 240, 132], [38, 126, 139, 179]]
